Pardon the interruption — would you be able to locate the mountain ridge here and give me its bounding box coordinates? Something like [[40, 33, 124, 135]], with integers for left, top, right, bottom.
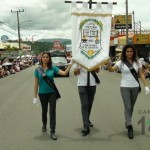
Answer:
[[37, 38, 71, 44]]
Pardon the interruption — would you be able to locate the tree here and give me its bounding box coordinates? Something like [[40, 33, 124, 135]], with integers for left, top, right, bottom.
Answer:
[[31, 42, 53, 55], [4, 45, 19, 56]]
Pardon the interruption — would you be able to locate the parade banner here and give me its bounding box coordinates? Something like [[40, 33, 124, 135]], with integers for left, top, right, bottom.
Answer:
[[71, 1, 113, 71]]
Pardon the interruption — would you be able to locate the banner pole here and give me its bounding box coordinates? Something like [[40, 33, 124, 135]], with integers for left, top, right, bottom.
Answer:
[[64, 1, 117, 5]]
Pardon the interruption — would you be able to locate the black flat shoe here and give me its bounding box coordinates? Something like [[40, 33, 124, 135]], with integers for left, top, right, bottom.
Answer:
[[81, 129, 85, 133], [127, 125, 133, 139], [82, 127, 90, 136], [89, 121, 93, 127], [51, 133, 57, 140], [42, 126, 46, 132]]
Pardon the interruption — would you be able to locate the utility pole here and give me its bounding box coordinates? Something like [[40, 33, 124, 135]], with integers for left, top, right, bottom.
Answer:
[[133, 11, 135, 34], [139, 21, 141, 34], [125, 0, 129, 44], [11, 9, 24, 50]]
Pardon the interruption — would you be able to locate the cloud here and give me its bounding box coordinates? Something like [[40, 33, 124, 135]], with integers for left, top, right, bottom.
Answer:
[[0, 0, 150, 40], [0, 0, 72, 40]]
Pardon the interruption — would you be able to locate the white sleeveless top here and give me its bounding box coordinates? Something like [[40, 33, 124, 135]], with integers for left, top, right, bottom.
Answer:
[[115, 60, 142, 87]]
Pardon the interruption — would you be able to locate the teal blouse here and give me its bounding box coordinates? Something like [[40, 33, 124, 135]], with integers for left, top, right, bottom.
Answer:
[[34, 66, 59, 94]]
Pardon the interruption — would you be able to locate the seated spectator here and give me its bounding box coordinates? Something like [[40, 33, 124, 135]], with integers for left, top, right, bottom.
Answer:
[[13, 64, 20, 72], [2, 66, 10, 76], [19, 61, 25, 70], [10, 67, 16, 74], [0, 65, 5, 78]]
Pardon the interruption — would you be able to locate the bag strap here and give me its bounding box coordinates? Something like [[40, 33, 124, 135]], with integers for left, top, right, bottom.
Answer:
[[91, 71, 100, 84], [36, 66, 61, 98], [42, 75, 61, 99], [87, 71, 90, 86], [124, 60, 141, 92], [36, 66, 55, 89], [124, 60, 139, 82], [36, 66, 45, 76]]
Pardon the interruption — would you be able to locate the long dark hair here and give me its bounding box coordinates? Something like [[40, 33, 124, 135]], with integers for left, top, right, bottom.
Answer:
[[120, 44, 138, 63], [40, 52, 52, 68]]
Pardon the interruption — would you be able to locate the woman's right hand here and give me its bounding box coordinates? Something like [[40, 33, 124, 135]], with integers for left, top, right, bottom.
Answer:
[[33, 98, 39, 106], [145, 86, 150, 94]]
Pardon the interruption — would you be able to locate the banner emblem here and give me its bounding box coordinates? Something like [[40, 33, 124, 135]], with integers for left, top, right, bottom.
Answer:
[[79, 19, 103, 59]]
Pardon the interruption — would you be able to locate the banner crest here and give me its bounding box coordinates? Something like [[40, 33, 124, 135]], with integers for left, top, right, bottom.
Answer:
[[79, 18, 103, 59]]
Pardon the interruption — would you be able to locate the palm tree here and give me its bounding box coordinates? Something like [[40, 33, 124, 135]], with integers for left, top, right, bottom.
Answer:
[[4, 45, 19, 56]]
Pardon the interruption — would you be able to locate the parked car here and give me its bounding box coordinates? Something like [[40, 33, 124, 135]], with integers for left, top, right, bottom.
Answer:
[[51, 56, 69, 77]]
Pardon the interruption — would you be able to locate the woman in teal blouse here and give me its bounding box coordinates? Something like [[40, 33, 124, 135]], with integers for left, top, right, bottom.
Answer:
[[34, 52, 72, 140]]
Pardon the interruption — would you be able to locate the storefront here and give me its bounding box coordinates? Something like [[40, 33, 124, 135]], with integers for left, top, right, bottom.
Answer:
[[133, 34, 150, 61], [109, 36, 118, 58]]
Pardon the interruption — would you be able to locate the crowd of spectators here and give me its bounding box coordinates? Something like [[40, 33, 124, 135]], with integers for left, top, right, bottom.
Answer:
[[139, 57, 150, 80], [0, 56, 38, 79]]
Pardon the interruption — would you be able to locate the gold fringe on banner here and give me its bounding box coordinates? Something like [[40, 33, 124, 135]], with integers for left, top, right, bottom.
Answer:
[[71, 12, 112, 17], [73, 58, 110, 71]]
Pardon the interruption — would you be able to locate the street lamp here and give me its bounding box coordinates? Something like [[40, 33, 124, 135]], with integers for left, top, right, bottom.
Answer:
[[19, 20, 32, 26]]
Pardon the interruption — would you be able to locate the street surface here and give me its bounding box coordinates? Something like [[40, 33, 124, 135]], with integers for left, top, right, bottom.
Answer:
[[0, 65, 150, 150]]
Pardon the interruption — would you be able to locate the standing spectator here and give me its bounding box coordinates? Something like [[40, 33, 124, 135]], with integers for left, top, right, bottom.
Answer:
[[33, 52, 72, 140], [139, 58, 147, 68], [73, 64, 100, 136], [107, 44, 150, 139], [148, 52, 150, 64], [32, 57, 36, 65]]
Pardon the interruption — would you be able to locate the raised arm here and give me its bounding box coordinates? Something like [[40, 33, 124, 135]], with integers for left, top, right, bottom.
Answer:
[[58, 64, 72, 76], [107, 61, 118, 72]]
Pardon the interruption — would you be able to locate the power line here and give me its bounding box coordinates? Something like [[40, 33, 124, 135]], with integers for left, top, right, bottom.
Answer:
[[0, 27, 18, 36], [0, 21, 17, 31]]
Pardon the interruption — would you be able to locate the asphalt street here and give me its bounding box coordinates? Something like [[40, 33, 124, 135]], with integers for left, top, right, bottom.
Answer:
[[0, 65, 150, 150]]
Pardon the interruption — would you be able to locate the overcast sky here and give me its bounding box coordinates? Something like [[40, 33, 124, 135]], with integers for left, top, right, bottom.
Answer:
[[0, 0, 150, 41]]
